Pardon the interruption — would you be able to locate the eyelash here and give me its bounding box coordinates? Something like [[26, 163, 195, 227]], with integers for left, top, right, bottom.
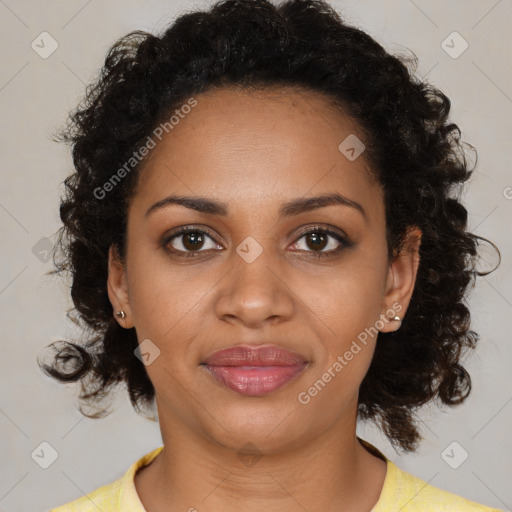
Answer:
[[161, 225, 351, 260]]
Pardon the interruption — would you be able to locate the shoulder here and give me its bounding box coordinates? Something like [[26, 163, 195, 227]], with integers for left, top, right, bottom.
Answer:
[[48, 478, 122, 512], [376, 460, 504, 512], [356, 437, 504, 512], [48, 446, 164, 512]]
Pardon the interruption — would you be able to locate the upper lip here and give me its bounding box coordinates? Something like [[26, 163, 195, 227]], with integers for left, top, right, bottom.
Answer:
[[202, 345, 308, 366]]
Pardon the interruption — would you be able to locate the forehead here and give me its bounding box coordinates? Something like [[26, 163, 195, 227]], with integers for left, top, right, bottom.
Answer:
[[131, 85, 382, 218]]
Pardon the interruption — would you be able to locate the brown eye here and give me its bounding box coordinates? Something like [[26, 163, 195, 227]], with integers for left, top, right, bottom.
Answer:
[[162, 225, 351, 260], [304, 231, 329, 251], [163, 228, 222, 257], [289, 227, 350, 259], [181, 231, 206, 251]]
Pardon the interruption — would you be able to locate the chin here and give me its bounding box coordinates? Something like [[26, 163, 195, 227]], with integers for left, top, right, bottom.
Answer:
[[197, 398, 315, 455]]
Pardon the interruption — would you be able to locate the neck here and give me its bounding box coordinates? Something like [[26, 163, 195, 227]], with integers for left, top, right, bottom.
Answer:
[[135, 407, 387, 512]]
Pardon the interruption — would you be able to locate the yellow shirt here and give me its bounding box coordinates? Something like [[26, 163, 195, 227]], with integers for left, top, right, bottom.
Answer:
[[49, 439, 503, 511]]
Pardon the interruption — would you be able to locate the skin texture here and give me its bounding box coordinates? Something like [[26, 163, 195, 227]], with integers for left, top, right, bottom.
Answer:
[[107, 85, 421, 512]]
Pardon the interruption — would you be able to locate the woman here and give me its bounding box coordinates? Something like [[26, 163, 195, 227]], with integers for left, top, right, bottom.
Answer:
[[42, 0, 502, 510]]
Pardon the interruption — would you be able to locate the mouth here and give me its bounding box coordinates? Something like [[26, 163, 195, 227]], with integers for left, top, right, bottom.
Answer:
[[201, 344, 309, 397]]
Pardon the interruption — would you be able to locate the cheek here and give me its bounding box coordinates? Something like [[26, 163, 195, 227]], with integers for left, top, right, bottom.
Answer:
[[301, 258, 386, 333], [300, 274, 383, 408], [298, 346, 374, 415], [300, 255, 386, 382], [125, 243, 210, 342]]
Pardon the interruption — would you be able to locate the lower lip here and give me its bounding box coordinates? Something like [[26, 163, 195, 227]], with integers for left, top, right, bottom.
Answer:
[[204, 364, 306, 396]]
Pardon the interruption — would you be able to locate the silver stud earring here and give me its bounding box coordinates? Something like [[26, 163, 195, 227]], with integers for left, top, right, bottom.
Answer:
[[390, 314, 402, 330], [116, 310, 126, 320], [379, 312, 402, 332]]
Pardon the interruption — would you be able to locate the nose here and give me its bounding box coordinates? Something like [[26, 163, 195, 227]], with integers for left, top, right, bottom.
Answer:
[[213, 243, 295, 328]]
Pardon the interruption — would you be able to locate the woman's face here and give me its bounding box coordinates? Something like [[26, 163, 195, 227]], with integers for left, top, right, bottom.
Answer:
[[108, 85, 420, 453]]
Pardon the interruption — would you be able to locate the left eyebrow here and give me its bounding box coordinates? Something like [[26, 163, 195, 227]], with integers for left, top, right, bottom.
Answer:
[[145, 192, 367, 221], [279, 193, 367, 220]]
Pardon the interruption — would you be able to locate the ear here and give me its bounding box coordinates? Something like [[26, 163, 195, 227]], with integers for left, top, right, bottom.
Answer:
[[107, 244, 134, 329], [379, 226, 422, 333]]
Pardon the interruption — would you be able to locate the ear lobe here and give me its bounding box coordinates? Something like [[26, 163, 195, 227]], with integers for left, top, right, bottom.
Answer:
[[379, 226, 422, 333], [107, 244, 134, 328]]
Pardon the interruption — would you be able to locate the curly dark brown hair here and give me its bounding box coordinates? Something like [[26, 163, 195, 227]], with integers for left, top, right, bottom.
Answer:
[[39, 0, 500, 453]]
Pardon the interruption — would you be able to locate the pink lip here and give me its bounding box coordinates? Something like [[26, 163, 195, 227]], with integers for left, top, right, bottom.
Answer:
[[202, 345, 308, 396]]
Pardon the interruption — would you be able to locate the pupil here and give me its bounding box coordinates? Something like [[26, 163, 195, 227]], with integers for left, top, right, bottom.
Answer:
[[308, 232, 327, 251], [184, 232, 204, 250]]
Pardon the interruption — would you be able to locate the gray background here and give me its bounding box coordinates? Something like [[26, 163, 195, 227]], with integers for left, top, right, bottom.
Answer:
[[0, 1, 511, 511]]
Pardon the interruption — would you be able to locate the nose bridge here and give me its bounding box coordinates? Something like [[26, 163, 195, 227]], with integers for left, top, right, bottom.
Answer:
[[214, 233, 294, 326], [232, 235, 280, 299]]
